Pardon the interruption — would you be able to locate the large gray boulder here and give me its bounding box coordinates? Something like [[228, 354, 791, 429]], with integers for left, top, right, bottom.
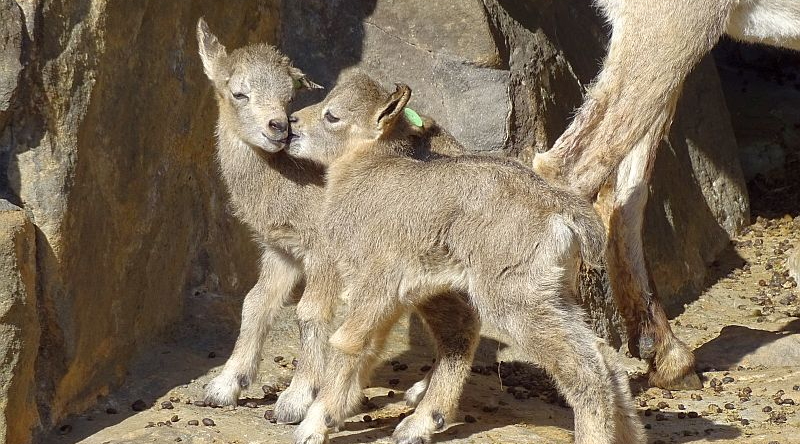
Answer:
[[282, 0, 749, 347], [282, 0, 512, 152]]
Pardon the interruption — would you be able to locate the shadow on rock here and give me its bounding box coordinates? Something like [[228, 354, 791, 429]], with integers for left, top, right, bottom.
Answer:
[[695, 319, 800, 371], [39, 314, 243, 443]]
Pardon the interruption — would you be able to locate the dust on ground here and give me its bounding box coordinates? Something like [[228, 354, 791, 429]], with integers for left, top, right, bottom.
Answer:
[[43, 215, 800, 444]]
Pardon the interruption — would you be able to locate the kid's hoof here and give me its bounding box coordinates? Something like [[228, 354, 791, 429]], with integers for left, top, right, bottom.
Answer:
[[394, 437, 426, 444], [294, 433, 327, 444], [404, 378, 430, 407], [275, 408, 305, 425], [204, 374, 242, 406], [275, 389, 314, 424], [392, 412, 435, 444]]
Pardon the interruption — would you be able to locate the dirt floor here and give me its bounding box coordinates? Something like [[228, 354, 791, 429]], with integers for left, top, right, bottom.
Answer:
[[42, 214, 800, 444]]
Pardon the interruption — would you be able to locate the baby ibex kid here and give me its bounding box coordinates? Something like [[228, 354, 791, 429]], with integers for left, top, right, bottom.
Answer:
[[196, 17, 333, 421], [196, 19, 478, 428], [287, 72, 645, 444]]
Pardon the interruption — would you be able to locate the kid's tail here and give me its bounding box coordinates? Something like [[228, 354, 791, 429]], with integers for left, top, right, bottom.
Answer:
[[550, 198, 606, 268]]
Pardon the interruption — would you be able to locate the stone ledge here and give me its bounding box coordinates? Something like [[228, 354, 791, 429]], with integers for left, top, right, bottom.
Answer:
[[0, 202, 40, 444]]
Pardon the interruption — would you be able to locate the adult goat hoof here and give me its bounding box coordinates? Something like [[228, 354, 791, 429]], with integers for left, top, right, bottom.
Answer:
[[655, 371, 702, 391], [649, 338, 701, 390]]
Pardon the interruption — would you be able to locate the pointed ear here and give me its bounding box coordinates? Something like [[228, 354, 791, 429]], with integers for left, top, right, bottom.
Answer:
[[376, 83, 411, 133], [288, 65, 323, 90], [197, 17, 227, 80]]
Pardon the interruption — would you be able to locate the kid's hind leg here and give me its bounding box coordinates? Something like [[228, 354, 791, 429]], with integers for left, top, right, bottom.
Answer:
[[501, 306, 626, 443], [393, 292, 480, 444], [481, 274, 642, 444], [205, 247, 301, 406], [596, 340, 646, 444]]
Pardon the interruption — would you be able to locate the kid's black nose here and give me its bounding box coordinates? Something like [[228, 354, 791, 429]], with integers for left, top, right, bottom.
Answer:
[[268, 118, 287, 133]]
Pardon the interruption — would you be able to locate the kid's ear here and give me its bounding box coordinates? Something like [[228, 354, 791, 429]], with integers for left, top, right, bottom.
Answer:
[[289, 66, 323, 90], [197, 17, 227, 81], [376, 83, 411, 133]]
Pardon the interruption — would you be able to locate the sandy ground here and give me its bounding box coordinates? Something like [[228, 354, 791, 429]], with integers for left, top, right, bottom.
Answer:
[[42, 215, 800, 444]]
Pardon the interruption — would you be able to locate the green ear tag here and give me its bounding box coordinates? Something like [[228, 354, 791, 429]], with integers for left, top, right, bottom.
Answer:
[[403, 107, 423, 128], [292, 78, 302, 89]]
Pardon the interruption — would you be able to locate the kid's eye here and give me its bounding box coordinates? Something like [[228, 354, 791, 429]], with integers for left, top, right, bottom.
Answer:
[[324, 110, 340, 123], [232, 92, 249, 101]]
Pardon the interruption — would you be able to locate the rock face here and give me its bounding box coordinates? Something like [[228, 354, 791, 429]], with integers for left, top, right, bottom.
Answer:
[[0, 0, 278, 439], [0, 0, 23, 117], [0, 202, 40, 444], [282, 0, 749, 344], [714, 42, 800, 183]]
